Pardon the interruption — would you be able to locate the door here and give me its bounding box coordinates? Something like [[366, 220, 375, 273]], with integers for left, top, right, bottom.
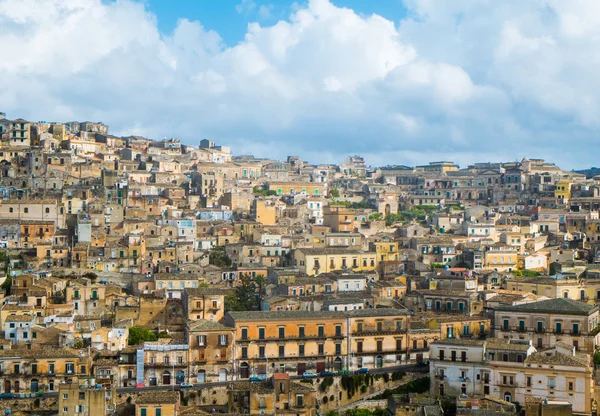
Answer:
[[297, 362, 306, 375], [316, 362, 325, 373], [219, 368, 228, 382], [197, 370, 206, 383], [162, 372, 171, 385], [30, 379, 39, 393], [416, 353, 423, 363], [176, 370, 185, 384], [4, 380, 10, 393]]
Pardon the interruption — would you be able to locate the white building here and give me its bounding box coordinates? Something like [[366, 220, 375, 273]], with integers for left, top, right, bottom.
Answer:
[[429, 338, 593, 414]]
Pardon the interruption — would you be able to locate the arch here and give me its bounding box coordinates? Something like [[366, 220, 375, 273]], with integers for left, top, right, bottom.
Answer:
[[240, 362, 249, 379], [30, 379, 39, 393], [14, 380, 20, 393], [162, 371, 171, 385], [176, 370, 185, 384], [333, 357, 343, 371], [219, 368, 228, 382], [504, 392, 512, 402], [376, 355, 384, 368], [197, 369, 206, 383]]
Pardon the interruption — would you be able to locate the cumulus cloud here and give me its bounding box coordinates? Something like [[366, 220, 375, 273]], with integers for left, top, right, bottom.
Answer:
[[0, 0, 599, 168]]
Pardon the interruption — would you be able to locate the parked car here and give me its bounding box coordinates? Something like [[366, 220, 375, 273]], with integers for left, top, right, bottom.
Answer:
[[320, 370, 335, 377], [0, 392, 16, 400], [249, 376, 262, 382], [416, 361, 430, 367], [302, 371, 318, 378], [355, 368, 369, 374], [180, 382, 193, 388]]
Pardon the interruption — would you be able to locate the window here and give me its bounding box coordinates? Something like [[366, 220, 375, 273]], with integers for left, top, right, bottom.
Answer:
[[439, 350, 445, 361], [241, 347, 248, 359], [258, 327, 265, 340], [461, 351, 466, 362], [241, 328, 248, 339], [24, 208, 28, 213], [377, 321, 383, 332], [519, 320, 525, 331], [335, 325, 342, 336], [279, 327, 285, 338], [299, 345, 305, 356], [503, 319, 509, 330], [318, 344, 324, 355], [141, 409, 147, 416], [451, 351, 456, 361], [549, 378, 555, 389], [259, 346, 265, 358], [197, 335, 206, 346], [318, 326, 324, 337], [526, 376, 531, 387], [568, 381, 574, 391], [155, 409, 162, 416], [219, 335, 228, 346], [335, 343, 341, 355], [298, 327, 305, 338]]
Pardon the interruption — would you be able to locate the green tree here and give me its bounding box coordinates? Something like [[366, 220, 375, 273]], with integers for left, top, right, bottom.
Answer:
[[209, 246, 232, 267], [330, 188, 340, 198], [224, 294, 244, 312], [369, 213, 383, 221], [255, 274, 267, 311], [234, 273, 259, 311], [128, 326, 158, 345], [1, 276, 12, 295], [594, 350, 600, 367]]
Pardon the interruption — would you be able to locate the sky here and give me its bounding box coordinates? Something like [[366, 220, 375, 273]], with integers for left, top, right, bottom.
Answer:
[[1, 0, 599, 169]]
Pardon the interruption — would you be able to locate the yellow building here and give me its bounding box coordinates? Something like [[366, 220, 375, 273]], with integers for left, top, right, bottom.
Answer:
[[225, 308, 409, 378], [555, 180, 572, 204], [186, 319, 235, 382], [228, 374, 317, 416], [370, 241, 400, 263], [253, 199, 277, 226], [0, 347, 91, 394], [484, 245, 518, 272], [58, 382, 116, 416], [267, 181, 325, 196], [136, 391, 180, 416], [294, 248, 377, 276]]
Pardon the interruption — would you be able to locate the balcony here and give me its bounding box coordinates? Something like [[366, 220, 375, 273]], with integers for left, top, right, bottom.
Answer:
[[243, 334, 329, 343], [145, 362, 187, 368], [352, 326, 405, 336]]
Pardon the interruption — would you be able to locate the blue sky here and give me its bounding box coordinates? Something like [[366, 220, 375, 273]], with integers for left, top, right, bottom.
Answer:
[[145, 0, 408, 45], [3, 0, 600, 169]]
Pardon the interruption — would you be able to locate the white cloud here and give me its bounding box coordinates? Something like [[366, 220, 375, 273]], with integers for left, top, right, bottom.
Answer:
[[1, 0, 600, 169], [258, 4, 274, 19], [236, 0, 256, 14]]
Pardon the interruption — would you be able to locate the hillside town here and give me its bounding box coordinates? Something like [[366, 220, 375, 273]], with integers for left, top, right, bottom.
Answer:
[[1, 112, 600, 416]]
